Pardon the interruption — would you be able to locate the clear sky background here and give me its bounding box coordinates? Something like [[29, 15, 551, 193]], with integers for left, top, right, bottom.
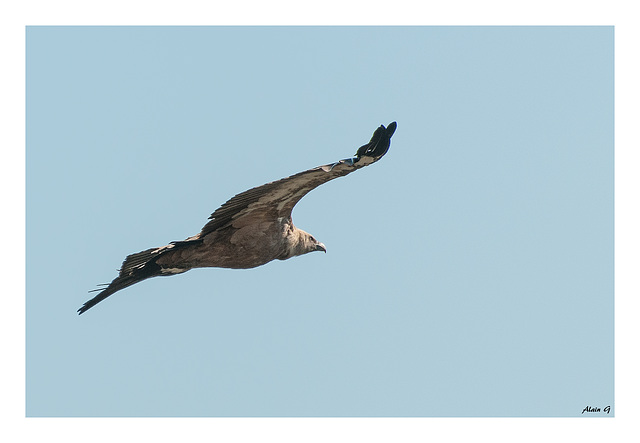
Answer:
[[26, 26, 613, 417]]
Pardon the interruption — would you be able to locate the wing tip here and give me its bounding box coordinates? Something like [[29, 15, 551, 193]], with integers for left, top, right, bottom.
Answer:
[[77, 299, 98, 315], [386, 121, 397, 137], [355, 121, 397, 159]]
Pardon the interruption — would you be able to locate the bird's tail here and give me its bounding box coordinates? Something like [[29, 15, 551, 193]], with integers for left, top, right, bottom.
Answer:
[[78, 247, 164, 314]]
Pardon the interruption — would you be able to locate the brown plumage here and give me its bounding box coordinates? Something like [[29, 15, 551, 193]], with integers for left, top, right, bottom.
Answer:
[[78, 122, 397, 314]]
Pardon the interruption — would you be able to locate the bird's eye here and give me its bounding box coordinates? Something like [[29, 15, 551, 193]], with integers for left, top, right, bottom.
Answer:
[[310, 236, 316, 242]]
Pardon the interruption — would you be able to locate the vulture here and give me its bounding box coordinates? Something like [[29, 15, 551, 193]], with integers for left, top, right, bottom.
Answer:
[[78, 121, 397, 314]]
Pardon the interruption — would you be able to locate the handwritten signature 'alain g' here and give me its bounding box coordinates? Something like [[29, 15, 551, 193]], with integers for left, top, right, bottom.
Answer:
[[582, 405, 611, 414]]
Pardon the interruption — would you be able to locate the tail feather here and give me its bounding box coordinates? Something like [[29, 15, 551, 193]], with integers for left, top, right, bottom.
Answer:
[[119, 247, 160, 275]]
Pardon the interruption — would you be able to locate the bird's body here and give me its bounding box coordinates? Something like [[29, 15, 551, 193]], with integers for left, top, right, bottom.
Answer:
[[78, 122, 397, 314], [154, 216, 311, 271]]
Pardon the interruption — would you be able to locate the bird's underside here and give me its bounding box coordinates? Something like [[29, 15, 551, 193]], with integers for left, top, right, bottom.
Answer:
[[78, 121, 397, 314]]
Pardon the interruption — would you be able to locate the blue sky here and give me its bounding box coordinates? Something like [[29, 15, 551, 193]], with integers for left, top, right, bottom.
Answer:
[[26, 26, 613, 417]]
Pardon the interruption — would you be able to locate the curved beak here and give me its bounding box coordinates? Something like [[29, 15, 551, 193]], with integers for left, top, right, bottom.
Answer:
[[315, 242, 326, 253]]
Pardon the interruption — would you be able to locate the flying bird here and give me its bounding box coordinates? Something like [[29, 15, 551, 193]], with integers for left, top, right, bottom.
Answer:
[[78, 121, 397, 314]]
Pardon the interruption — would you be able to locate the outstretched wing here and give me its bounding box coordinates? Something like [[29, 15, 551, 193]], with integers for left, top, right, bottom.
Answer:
[[199, 122, 396, 236]]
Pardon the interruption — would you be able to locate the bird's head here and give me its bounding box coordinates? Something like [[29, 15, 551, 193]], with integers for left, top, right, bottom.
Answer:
[[302, 231, 326, 255], [280, 228, 326, 260]]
